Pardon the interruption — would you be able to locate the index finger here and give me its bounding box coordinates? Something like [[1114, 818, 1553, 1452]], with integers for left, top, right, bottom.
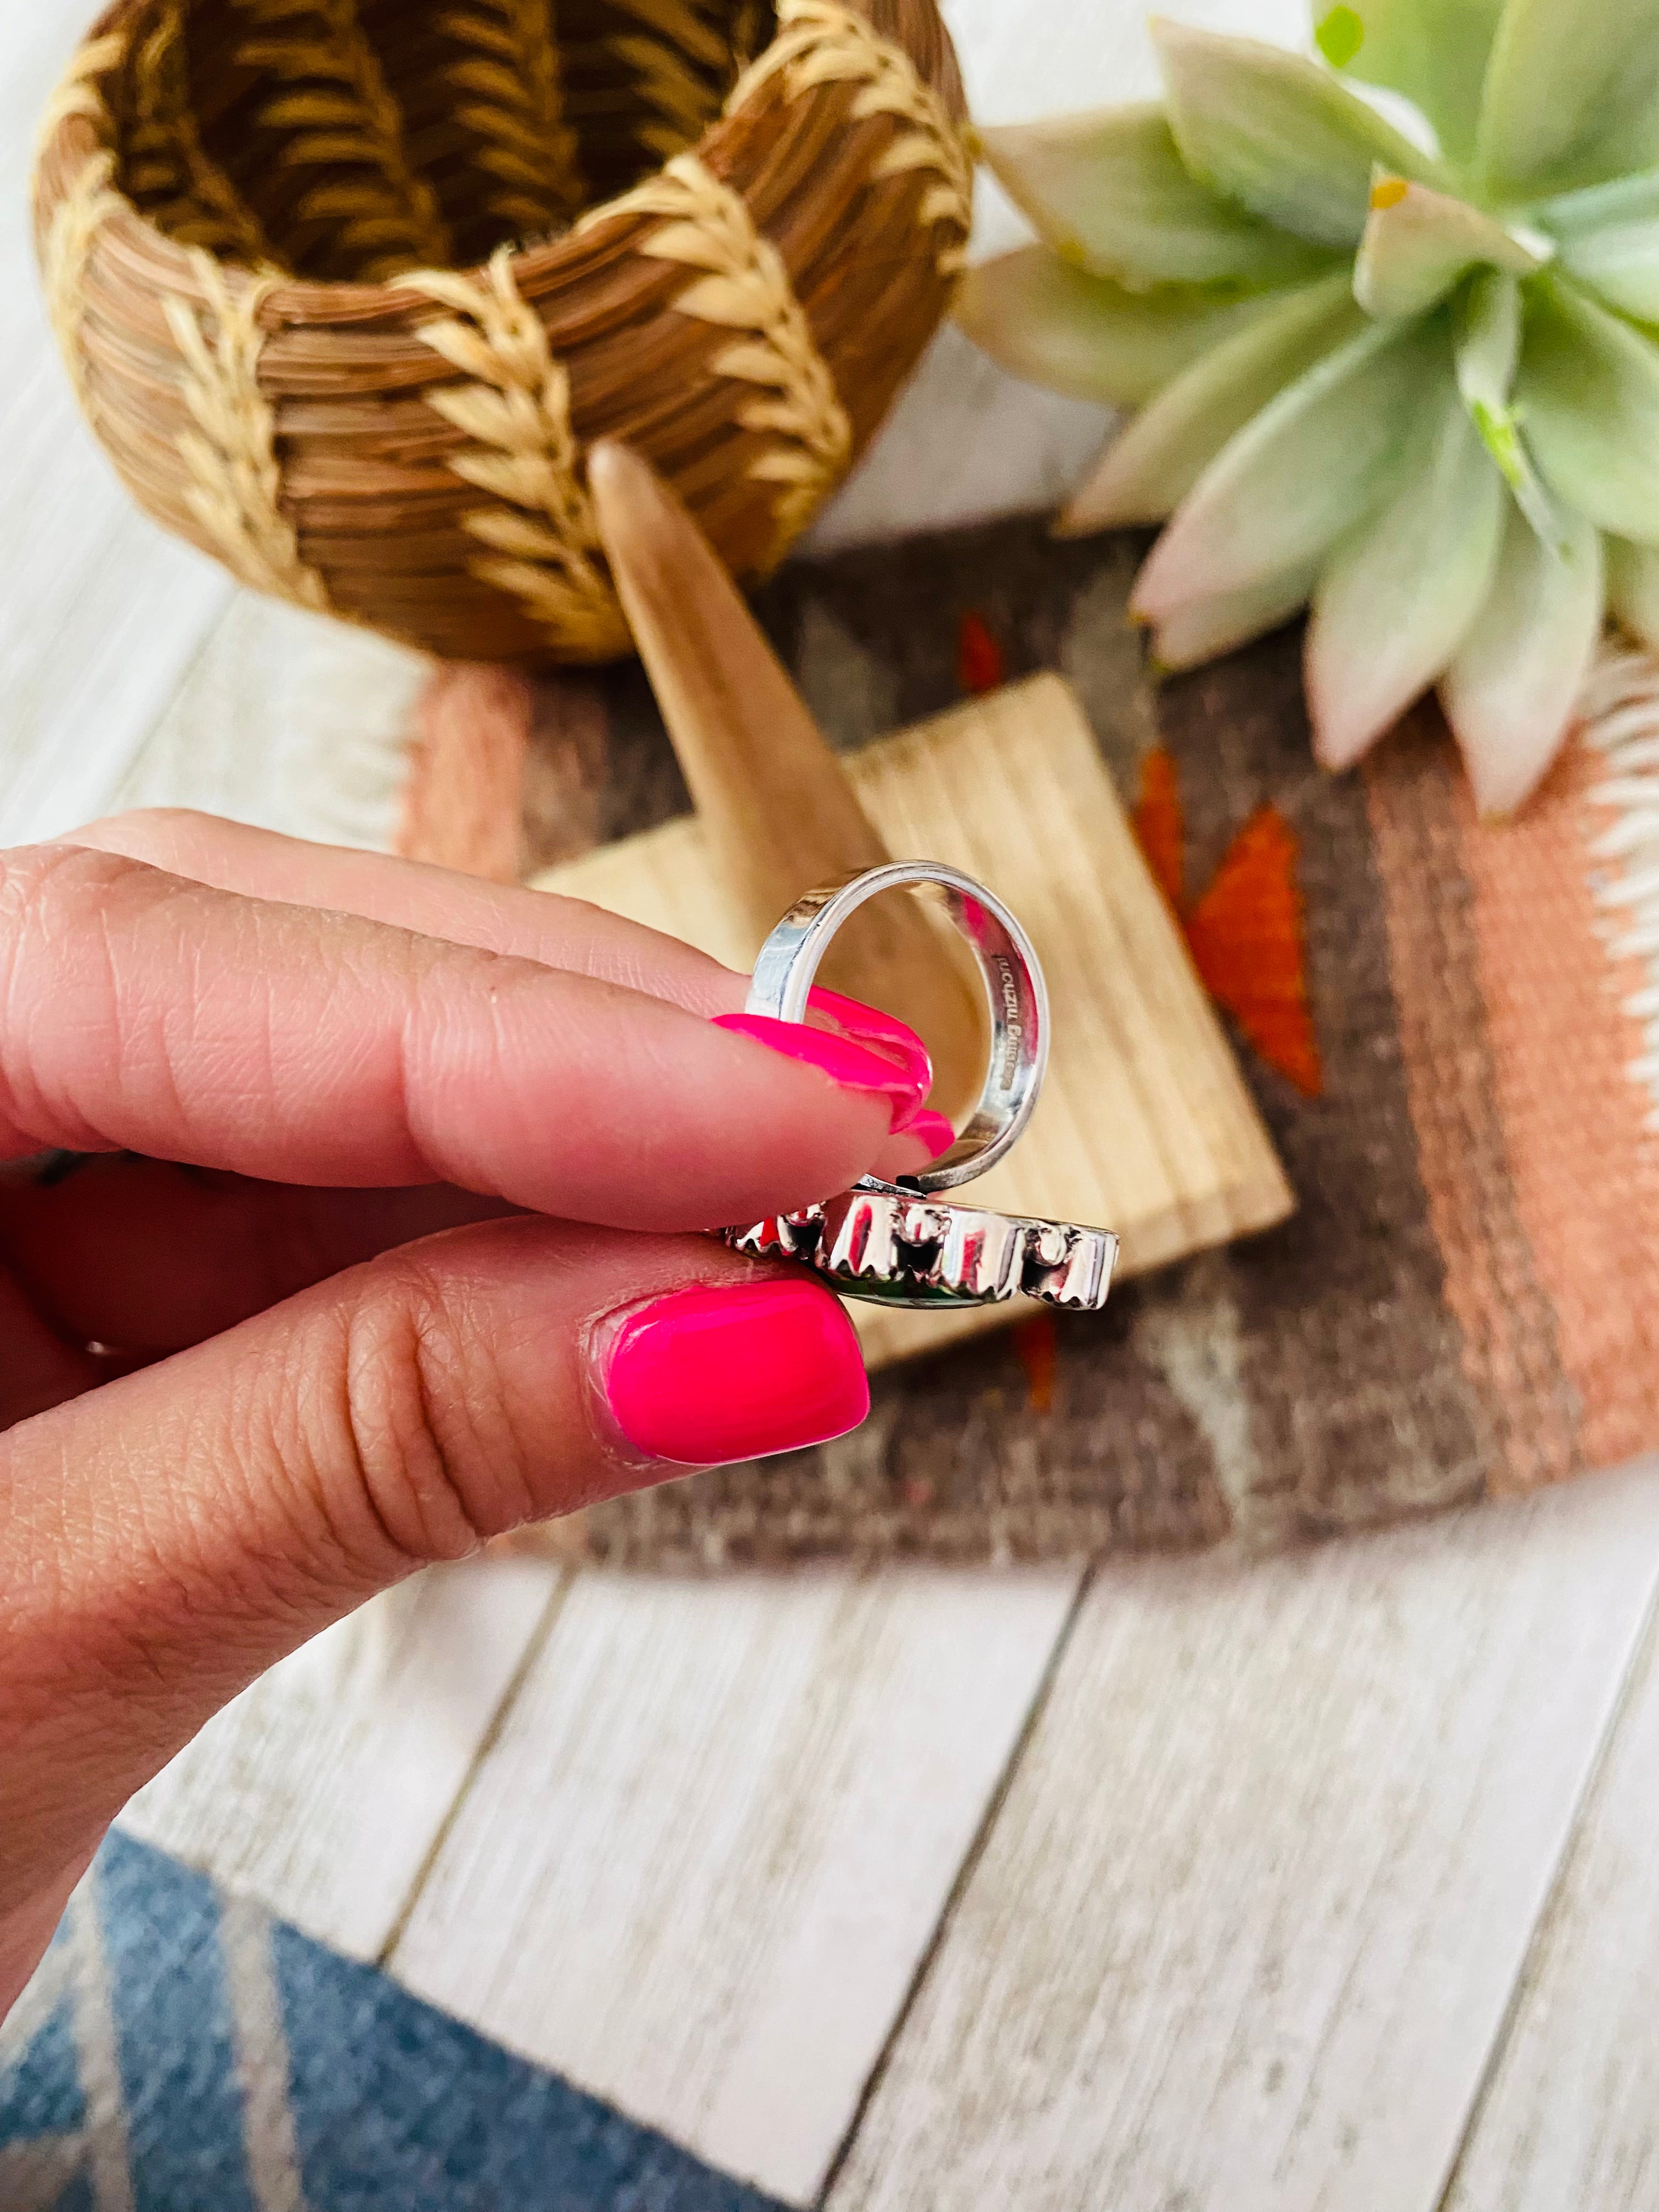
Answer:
[[66, 808, 739, 1012], [0, 845, 928, 1232], [64, 809, 949, 1183]]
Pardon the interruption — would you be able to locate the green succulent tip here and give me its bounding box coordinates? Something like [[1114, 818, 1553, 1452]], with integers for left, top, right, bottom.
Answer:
[[1314, 6, 1365, 69], [1470, 399, 1524, 483]]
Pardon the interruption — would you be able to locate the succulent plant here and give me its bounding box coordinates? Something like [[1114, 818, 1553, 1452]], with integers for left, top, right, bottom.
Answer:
[[956, 3, 1659, 813]]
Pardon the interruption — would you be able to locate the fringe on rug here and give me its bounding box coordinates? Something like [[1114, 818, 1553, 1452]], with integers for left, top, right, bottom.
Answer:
[[1579, 645, 1659, 1132]]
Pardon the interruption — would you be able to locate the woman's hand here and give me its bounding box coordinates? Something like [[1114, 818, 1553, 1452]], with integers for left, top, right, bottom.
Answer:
[[0, 812, 938, 2012]]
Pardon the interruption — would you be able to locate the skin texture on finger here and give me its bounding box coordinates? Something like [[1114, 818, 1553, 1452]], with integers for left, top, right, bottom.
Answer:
[[65, 809, 747, 1015], [64, 816, 958, 1189], [68, 816, 953, 1098], [0, 845, 906, 1229], [0, 1156, 518, 1355], [0, 1215, 864, 2005]]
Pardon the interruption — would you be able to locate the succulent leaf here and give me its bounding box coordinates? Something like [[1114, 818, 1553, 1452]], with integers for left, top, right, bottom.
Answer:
[[1306, 372, 1505, 770], [1441, 500, 1603, 814], [977, 106, 1334, 289], [952, 247, 1279, 409], [1132, 315, 1437, 626], [1058, 269, 1362, 532], [1150, 19, 1441, 249], [1153, 563, 1321, 670], [1516, 276, 1659, 547], [1316, 0, 1503, 166], [1543, 168, 1659, 323], [1354, 172, 1550, 320], [954, 9, 1659, 812], [1453, 268, 1562, 545], [1477, 0, 1659, 199], [1453, 263, 1520, 398]]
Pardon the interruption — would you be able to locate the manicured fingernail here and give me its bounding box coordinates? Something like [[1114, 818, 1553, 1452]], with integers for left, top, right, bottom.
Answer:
[[713, 1013, 930, 1131], [906, 1108, 957, 1161], [808, 987, 934, 1098], [600, 1280, 870, 1466]]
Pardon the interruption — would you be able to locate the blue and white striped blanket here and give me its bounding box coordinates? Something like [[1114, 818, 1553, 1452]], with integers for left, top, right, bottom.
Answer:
[[1, 1833, 780, 2212]]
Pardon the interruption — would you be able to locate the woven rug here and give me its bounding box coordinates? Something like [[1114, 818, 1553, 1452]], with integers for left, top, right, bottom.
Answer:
[[0, 1831, 781, 2212], [389, 516, 1659, 1566]]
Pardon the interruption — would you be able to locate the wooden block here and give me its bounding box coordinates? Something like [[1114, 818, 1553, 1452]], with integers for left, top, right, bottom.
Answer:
[[588, 441, 990, 1118], [532, 672, 1294, 1366]]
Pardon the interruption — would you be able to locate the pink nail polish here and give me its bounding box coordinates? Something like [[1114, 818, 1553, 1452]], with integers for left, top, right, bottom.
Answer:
[[807, 987, 934, 1099], [713, 1013, 930, 1131], [906, 1108, 957, 1161], [601, 1280, 870, 1466]]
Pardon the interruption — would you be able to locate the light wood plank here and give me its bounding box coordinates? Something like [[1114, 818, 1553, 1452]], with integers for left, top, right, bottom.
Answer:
[[388, 1566, 1080, 2204], [0, 3, 230, 843], [108, 592, 429, 851], [118, 1558, 558, 1962], [828, 1467, 1659, 2212], [533, 675, 1293, 1368], [1444, 1467, 1659, 2212]]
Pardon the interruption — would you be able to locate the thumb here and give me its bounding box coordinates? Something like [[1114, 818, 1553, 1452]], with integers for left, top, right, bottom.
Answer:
[[0, 1219, 864, 1983]]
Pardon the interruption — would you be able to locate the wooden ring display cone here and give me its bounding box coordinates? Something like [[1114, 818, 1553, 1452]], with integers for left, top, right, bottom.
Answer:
[[586, 441, 990, 1122]]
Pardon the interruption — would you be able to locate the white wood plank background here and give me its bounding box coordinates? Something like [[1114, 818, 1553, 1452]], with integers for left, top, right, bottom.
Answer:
[[389, 1568, 1080, 2204], [1444, 1547, 1659, 2212], [7, 1, 1659, 2207], [828, 1467, 1659, 2212], [108, 594, 427, 851], [0, 2, 231, 845], [120, 1559, 559, 1961]]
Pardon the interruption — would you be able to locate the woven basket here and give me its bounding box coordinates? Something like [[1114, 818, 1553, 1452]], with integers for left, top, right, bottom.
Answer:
[[32, 0, 969, 663]]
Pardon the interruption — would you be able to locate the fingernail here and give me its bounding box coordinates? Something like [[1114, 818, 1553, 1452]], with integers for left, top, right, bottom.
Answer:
[[600, 1280, 870, 1466], [906, 1108, 957, 1161], [808, 987, 934, 1099], [713, 1013, 930, 1131]]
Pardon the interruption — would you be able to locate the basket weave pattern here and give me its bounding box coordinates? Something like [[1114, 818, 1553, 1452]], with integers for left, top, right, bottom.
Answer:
[[32, 0, 968, 662]]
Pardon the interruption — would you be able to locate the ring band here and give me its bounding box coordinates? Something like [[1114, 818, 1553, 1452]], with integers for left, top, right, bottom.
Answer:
[[725, 863, 1119, 1316], [727, 1195, 1119, 1312], [745, 860, 1048, 1194]]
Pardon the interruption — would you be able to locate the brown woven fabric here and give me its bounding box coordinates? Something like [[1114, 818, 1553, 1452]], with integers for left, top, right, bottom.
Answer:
[[1365, 721, 1577, 1494], [413, 515, 1658, 1565]]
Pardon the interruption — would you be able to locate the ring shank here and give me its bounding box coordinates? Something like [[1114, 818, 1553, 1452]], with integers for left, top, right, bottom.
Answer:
[[743, 861, 1050, 1194]]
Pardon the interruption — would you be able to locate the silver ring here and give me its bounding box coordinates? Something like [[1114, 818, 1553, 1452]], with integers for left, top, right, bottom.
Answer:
[[724, 864, 1119, 1314], [744, 860, 1049, 1194], [725, 1196, 1119, 1313]]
